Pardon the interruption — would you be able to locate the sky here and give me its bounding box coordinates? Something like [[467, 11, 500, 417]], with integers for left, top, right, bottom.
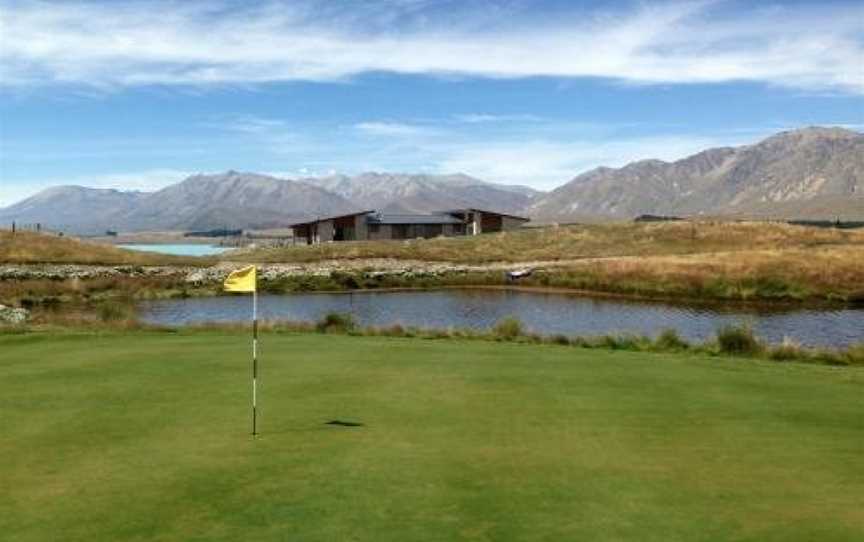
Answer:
[[0, 0, 862, 206]]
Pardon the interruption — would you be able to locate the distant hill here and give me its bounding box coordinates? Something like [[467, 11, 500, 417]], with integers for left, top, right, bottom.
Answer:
[[302, 172, 539, 215], [0, 186, 147, 232], [529, 127, 864, 221], [119, 172, 356, 231], [0, 172, 356, 233], [0, 171, 538, 233]]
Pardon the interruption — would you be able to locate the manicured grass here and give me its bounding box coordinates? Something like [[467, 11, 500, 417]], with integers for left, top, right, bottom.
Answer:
[[2, 332, 863, 541]]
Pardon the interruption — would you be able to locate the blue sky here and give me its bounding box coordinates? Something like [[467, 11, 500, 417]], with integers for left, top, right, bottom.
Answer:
[[1, 0, 862, 205]]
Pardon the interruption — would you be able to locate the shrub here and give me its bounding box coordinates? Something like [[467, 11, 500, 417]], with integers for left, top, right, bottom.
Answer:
[[846, 344, 864, 366], [716, 324, 762, 356], [493, 317, 523, 340], [654, 328, 689, 351], [315, 312, 355, 333], [385, 323, 405, 337], [97, 300, 136, 322], [548, 334, 571, 346], [768, 337, 804, 361]]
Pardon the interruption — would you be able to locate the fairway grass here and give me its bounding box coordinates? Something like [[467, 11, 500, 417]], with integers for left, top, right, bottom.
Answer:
[[2, 332, 862, 541]]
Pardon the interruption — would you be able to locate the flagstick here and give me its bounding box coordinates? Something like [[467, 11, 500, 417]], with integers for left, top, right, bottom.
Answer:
[[252, 289, 258, 436]]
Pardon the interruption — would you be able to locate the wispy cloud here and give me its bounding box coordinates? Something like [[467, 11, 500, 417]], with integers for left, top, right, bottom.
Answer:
[[453, 113, 543, 124], [435, 135, 747, 189], [353, 121, 440, 137], [1, 0, 861, 93], [210, 114, 289, 134]]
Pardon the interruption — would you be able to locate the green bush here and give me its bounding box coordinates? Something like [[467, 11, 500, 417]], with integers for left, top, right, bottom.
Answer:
[[493, 317, 523, 340], [716, 324, 762, 356], [548, 334, 571, 346], [316, 312, 356, 334], [654, 328, 689, 351]]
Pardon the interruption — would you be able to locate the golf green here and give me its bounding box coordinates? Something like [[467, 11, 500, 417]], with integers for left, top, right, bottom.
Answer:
[[2, 332, 862, 541]]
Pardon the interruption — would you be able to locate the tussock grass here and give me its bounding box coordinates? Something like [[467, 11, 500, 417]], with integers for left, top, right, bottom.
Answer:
[[0, 231, 208, 265], [514, 245, 864, 303], [492, 316, 524, 340], [235, 221, 864, 264], [716, 324, 762, 356], [231, 221, 864, 303]]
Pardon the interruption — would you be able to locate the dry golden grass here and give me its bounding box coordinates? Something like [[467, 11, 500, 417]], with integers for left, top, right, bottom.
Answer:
[[537, 245, 864, 301], [0, 231, 208, 266], [235, 221, 864, 264]]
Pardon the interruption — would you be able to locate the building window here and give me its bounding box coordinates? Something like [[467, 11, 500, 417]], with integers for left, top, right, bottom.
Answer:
[[369, 224, 380, 234]]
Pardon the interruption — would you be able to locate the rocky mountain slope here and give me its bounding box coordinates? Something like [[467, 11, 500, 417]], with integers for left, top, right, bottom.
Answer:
[[303, 172, 539, 214], [119, 172, 356, 231], [529, 127, 864, 220]]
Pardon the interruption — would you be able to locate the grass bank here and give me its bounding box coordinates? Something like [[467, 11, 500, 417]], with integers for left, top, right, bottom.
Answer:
[[233, 221, 864, 263], [231, 222, 864, 304], [0, 230, 209, 265], [4, 223, 864, 304], [11, 309, 864, 368], [2, 331, 862, 541]]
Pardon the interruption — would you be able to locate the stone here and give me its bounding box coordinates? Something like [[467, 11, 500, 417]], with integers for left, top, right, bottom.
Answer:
[[0, 304, 30, 325]]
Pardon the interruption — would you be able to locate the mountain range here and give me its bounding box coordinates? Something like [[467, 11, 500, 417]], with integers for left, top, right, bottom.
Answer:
[[528, 126, 864, 220], [1, 127, 861, 233]]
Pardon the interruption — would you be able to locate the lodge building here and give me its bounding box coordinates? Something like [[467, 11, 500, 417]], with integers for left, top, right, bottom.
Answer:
[[290, 208, 529, 244]]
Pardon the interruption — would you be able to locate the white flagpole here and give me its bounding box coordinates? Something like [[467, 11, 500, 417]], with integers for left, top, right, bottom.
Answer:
[[252, 289, 258, 436]]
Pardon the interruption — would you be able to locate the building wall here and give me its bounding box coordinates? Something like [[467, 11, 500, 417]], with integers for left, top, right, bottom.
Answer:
[[366, 223, 467, 240], [354, 215, 369, 241], [315, 220, 335, 243], [501, 216, 527, 231], [367, 224, 391, 241], [472, 212, 482, 235]]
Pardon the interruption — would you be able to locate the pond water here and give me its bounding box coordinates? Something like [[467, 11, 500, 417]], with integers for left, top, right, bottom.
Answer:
[[118, 244, 232, 256], [138, 289, 864, 348]]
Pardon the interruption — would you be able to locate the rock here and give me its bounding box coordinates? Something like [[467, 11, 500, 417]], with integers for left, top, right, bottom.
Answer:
[[0, 304, 30, 325]]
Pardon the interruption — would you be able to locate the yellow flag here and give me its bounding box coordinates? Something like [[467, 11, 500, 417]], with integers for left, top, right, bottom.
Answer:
[[224, 265, 257, 292]]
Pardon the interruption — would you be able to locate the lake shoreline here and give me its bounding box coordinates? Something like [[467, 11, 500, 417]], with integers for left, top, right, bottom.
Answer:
[[2, 261, 863, 309]]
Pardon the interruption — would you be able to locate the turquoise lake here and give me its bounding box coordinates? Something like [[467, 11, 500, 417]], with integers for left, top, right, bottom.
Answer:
[[118, 244, 232, 256]]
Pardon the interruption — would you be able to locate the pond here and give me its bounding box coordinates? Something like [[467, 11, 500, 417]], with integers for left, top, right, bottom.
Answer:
[[138, 289, 864, 348], [118, 244, 233, 257]]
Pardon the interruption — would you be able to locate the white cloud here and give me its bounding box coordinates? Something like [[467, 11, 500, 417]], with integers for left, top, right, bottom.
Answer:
[[0, 168, 190, 206], [0, 0, 861, 93], [354, 122, 440, 137], [211, 115, 289, 134], [454, 113, 543, 124], [435, 135, 747, 189]]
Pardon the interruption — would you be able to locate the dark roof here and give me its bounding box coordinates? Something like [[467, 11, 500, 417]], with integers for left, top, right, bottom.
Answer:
[[368, 213, 464, 225], [288, 210, 374, 228], [440, 208, 530, 221]]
